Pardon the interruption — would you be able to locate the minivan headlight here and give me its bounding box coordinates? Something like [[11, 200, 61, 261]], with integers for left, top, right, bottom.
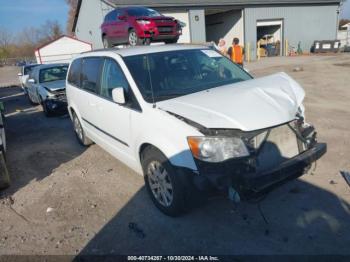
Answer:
[[187, 136, 249, 163]]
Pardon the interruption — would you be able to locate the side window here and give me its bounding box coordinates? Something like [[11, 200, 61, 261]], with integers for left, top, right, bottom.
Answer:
[[67, 59, 81, 87], [100, 58, 140, 110], [100, 58, 129, 99], [105, 11, 112, 22], [108, 10, 117, 21], [29, 68, 37, 83], [113, 10, 119, 21], [81, 57, 103, 93]]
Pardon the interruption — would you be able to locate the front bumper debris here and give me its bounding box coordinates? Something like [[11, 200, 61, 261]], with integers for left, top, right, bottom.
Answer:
[[189, 121, 327, 199], [44, 96, 67, 113], [192, 142, 326, 198]]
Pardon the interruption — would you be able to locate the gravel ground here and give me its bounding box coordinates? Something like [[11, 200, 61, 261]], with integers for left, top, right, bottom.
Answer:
[[0, 54, 349, 255]]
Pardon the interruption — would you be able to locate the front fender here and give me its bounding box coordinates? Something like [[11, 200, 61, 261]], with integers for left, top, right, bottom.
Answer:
[[133, 108, 201, 173]]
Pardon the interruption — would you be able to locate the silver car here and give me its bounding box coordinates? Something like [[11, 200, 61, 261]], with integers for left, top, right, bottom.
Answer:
[[27, 63, 68, 116], [17, 64, 39, 94]]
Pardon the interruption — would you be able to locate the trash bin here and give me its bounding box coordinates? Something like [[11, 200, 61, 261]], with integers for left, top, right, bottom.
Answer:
[[312, 40, 341, 53]]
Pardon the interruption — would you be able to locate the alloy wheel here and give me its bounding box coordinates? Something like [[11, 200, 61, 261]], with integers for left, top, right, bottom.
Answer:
[[147, 161, 173, 207], [73, 115, 83, 142], [128, 32, 138, 46]]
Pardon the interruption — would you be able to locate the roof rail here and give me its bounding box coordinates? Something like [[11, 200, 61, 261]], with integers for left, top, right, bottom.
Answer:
[[81, 47, 120, 54]]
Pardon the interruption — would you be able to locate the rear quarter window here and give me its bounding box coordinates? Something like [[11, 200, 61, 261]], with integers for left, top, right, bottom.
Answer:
[[68, 59, 82, 87]]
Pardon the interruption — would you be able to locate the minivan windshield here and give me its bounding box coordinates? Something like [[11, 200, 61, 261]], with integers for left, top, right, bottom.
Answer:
[[39, 66, 68, 83], [123, 49, 252, 103], [126, 7, 161, 17]]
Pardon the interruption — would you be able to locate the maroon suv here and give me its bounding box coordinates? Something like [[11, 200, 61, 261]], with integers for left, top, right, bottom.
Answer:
[[101, 6, 182, 47]]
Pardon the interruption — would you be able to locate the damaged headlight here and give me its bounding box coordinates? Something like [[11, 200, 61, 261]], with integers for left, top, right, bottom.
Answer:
[[187, 136, 249, 163]]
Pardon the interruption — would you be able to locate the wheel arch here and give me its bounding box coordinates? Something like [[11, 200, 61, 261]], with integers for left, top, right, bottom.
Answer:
[[138, 140, 197, 172]]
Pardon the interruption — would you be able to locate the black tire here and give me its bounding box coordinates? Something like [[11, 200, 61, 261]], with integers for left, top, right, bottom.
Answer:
[[102, 36, 111, 48], [72, 112, 93, 146], [164, 38, 179, 44], [0, 150, 10, 190], [42, 100, 53, 117], [141, 146, 189, 216], [128, 29, 143, 46]]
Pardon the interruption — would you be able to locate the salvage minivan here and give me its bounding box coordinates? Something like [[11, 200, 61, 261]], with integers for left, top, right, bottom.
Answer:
[[66, 45, 326, 216]]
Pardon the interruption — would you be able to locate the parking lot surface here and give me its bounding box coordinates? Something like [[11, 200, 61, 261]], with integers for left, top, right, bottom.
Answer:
[[0, 54, 349, 255]]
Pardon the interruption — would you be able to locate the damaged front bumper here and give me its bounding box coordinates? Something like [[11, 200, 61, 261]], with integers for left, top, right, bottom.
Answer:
[[191, 142, 326, 199], [188, 122, 327, 199], [44, 98, 67, 113], [44, 89, 67, 113]]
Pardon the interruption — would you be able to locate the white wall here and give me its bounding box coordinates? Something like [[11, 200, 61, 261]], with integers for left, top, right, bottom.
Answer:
[[162, 11, 190, 43], [189, 9, 206, 43], [35, 36, 92, 64], [206, 10, 244, 47], [75, 0, 113, 49], [338, 30, 350, 47], [245, 5, 339, 59]]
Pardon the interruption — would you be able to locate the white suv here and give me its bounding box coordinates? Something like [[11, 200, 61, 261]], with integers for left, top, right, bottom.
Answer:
[[66, 45, 326, 216]]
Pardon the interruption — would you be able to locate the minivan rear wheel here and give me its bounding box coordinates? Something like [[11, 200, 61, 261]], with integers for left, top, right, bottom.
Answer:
[[72, 112, 92, 146], [141, 146, 188, 216]]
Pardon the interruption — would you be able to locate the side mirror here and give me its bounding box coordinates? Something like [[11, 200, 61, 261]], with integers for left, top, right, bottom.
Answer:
[[112, 87, 125, 104], [28, 79, 35, 84], [18, 72, 23, 76]]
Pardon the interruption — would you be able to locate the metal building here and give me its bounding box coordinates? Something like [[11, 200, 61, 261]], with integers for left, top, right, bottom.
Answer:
[[72, 0, 341, 60]]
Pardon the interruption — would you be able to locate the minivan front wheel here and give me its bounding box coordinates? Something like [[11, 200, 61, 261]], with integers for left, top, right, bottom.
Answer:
[[72, 113, 92, 146], [142, 146, 187, 216]]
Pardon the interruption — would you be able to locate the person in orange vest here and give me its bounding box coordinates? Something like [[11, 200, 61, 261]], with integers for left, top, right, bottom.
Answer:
[[228, 37, 244, 66]]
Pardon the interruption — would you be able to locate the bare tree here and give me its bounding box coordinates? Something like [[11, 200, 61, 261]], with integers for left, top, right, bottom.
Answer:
[[0, 27, 13, 48], [0, 27, 13, 59], [66, 0, 79, 34], [38, 20, 63, 43]]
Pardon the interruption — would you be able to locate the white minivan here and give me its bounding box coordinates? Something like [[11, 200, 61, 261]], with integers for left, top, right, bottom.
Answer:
[[66, 45, 326, 216]]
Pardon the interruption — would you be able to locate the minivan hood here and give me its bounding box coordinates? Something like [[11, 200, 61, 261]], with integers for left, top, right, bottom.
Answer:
[[157, 72, 305, 132], [42, 80, 66, 92]]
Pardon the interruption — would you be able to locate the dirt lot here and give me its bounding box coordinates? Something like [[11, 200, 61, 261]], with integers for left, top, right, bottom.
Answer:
[[0, 54, 349, 255]]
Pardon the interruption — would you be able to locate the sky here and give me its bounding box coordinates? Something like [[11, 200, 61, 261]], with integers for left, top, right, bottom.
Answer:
[[341, 0, 350, 19], [0, 0, 69, 33]]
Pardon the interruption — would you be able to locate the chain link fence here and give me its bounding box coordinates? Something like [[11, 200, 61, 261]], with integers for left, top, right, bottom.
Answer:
[[0, 57, 36, 67]]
